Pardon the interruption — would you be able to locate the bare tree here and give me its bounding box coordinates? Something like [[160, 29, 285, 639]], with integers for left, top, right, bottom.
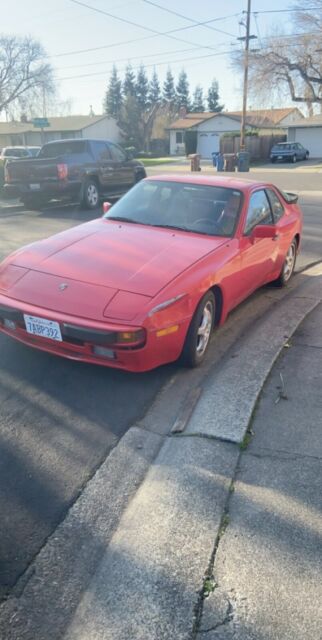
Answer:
[[0, 34, 55, 117], [232, 1, 322, 107]]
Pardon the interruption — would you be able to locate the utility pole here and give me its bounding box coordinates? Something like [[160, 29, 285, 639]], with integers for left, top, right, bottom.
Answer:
[[238, 0, 256, 151]]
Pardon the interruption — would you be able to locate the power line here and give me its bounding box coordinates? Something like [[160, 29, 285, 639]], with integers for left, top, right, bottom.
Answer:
[[141, 1, 240, 37], [55, 49, 234, 82], [251, 7, 322, 14], [59, 0, 238, 58]]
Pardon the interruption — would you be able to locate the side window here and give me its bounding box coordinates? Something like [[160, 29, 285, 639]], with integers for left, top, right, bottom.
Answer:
[[109, 143, 127, 162], [91, 141, 111, 161], [244, 190, 273, 235], [266, 189, 284, 223]]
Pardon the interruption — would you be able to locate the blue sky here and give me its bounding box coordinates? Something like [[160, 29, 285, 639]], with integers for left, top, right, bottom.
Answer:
[[2, 0, 298, 115]]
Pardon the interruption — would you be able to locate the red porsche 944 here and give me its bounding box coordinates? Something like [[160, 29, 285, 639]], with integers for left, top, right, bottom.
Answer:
[[0, 176, 302, 372]]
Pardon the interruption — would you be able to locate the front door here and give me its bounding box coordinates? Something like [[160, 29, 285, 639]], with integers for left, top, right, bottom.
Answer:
[[238, 189, 279, 300]]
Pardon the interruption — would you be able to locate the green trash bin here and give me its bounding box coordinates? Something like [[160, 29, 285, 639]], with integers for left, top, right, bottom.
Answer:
[[237, 151, 250, 172]]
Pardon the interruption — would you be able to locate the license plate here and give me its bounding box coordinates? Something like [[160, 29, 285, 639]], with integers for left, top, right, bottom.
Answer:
[[24, 315, 62, 341], [29, 183, 40, 190]]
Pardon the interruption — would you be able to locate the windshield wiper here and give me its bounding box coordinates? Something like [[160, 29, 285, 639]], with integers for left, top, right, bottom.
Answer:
[[107, 216, 139, 224], [152, 223, 194, 232]]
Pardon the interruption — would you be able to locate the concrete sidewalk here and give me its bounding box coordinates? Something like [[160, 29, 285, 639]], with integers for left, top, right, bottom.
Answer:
[[62, 268, 322, 640]]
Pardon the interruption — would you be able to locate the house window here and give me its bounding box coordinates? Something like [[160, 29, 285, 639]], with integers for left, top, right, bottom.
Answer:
[[176, 132, 183, 144]]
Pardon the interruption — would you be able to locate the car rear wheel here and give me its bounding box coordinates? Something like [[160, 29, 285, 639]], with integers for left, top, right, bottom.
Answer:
[[275, 239, 297, 286], [181, 291, 215, 367], [81, 179, 99, 209]]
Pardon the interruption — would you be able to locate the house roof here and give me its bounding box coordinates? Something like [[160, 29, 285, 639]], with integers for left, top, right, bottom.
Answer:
[[287, 114, 322, 128], [168, 107, 304, 131], [229, 108, 303, 124], [0, 115, 109, 135]]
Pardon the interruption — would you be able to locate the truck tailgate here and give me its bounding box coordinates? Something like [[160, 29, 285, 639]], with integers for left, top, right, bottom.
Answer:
[[6, 158, 58, 183]]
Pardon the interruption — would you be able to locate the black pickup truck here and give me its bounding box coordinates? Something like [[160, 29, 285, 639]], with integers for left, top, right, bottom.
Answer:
[[4, 138, 146, 209]]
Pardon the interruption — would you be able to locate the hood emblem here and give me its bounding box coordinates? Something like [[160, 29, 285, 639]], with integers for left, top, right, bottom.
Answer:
[[59, 283, 68, 291]]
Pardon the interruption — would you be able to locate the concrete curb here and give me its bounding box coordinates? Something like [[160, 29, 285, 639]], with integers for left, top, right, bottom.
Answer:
[[185, 264, 322, 443]]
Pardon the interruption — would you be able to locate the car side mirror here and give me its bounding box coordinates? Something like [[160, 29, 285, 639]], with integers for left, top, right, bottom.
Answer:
[[103, 201, 112, 214], [251, 224, 277, 240]]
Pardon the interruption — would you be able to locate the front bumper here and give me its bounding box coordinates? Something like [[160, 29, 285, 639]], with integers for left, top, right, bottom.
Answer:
[[0, 295, 189, 372]]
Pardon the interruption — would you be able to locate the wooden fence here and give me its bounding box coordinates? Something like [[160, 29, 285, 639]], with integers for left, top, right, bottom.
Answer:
[[220, 134, 286, 160]]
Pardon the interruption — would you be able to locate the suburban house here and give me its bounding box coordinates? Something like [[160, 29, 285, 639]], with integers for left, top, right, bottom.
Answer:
[[0, 115, 121, 149], [168, 108, 304, 158], [287, 114, 322, 158]]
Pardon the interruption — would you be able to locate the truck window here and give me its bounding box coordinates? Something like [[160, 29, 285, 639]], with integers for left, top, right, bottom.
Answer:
[[38, 141, 87, 158]]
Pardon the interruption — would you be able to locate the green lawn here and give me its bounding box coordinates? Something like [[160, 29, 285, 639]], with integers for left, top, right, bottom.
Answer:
[[138, 157, 180, 166]]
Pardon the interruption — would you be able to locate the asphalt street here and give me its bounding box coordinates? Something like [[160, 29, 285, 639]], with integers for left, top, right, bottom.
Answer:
[[0, 169, 321, 601]]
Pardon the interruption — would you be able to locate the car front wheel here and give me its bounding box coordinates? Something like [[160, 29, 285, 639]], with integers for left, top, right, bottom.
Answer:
[[181, 291, 215, 367], [275, 239, 297, 286], [292, 154, 297, 163]]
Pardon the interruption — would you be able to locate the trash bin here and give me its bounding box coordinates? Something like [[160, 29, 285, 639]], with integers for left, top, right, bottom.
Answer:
[[236, 150, 250, 172], [223, 153, 236, 172], [216, 152, 224, 172], [188, 153, 201, 172], [211, 152, 218, 167]]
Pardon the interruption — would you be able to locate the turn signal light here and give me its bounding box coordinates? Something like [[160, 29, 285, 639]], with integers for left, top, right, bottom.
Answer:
[[116, 329, 146, 345]]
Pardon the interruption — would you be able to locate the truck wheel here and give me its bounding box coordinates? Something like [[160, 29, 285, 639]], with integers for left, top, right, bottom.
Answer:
[[81, 179, 99, 209]]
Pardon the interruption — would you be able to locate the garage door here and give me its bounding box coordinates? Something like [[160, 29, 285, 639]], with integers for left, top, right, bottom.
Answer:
[[294, 128, 322, 158], [197, 132, 219, 158]]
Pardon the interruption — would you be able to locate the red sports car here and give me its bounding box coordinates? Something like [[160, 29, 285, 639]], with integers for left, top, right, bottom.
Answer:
[[0, 176, 302, 372]]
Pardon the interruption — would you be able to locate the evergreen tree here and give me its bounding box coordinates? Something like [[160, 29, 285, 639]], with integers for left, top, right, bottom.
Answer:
[[104, 65, 123, 118], [118, 93, 143, 149], [175, 69, 190, 110], [136, 64, 149, 109], [191, 85, 205, 112], [207, 79, 224, 112], [163, 67, 176, 104], [123, 63, 136, 97], [149, 68, 161, 105]]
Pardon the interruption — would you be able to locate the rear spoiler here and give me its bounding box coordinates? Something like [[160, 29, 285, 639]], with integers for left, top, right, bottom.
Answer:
[[283, 191, 299, 204]]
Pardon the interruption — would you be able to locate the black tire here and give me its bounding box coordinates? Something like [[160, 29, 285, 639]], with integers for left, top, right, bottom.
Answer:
[[134, 170, 146, 184], [275, 239, 297, 287], [81, 178, 100, 209], [181, 291, 215, 368]]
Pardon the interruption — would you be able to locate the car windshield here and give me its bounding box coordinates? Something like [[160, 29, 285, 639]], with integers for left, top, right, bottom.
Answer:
[[104, 180, 243, 237], [4, 148, 29, 157], [38, 141, 87, 158], [275, 144, 291, 150]]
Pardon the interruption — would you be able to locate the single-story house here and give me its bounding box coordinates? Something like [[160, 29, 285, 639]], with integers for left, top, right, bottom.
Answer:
[[287, 114, 322, 158], [168, 108, 304, 158], [0, 115, 121, 149]]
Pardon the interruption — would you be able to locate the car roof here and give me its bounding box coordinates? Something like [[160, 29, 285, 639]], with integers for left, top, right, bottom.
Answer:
[[144, 174, 273, 193]]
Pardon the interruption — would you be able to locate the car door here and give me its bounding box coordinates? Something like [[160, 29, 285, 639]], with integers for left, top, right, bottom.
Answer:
[[237, 189, 279, 300], [266, 187, 297, 275], [90, 140, 115, 193], [107, 143, 135, 192]]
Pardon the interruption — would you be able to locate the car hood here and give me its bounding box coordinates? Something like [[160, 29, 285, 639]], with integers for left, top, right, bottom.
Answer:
[[11, 218, 226, 297]]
